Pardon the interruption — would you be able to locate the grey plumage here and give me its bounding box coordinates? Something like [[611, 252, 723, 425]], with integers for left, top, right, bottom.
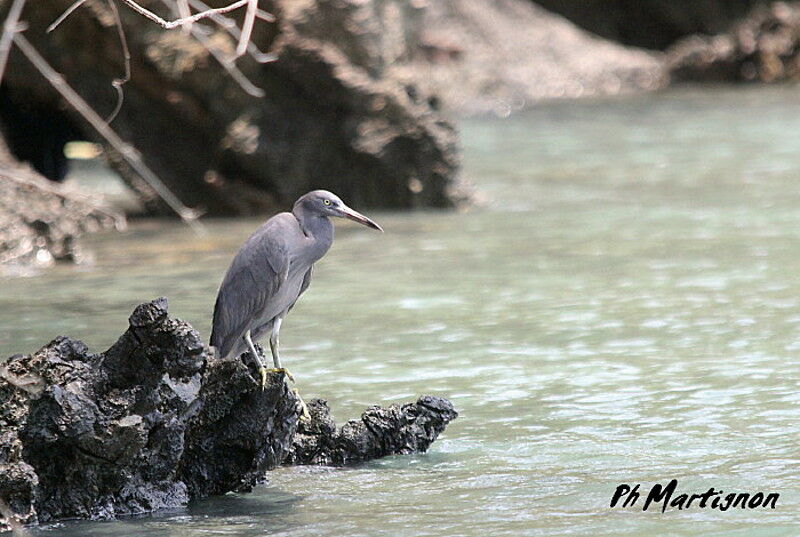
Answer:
[[210, 190, 382, 378]]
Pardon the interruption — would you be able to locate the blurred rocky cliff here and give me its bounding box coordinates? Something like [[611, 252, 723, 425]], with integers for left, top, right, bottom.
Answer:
[[2, 0, 462, 217]]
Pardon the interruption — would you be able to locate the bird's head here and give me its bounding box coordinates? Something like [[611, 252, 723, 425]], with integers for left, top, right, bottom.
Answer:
[[296, 190, 383, 232]]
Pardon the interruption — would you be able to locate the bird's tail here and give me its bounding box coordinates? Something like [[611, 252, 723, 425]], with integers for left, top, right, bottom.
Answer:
[[210, 328, 246, 361]]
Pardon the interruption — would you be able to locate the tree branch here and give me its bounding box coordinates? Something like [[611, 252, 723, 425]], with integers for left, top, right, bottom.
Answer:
[[176, 0, 192, 34], [235, 0, 257, 57], [0, 0, 27, 85], [188, 0, 277, 63], [106, 0, 131, 123], [46, 0, 87, 33], [119, 0, 249, 29], [160, 0, 265, 97]]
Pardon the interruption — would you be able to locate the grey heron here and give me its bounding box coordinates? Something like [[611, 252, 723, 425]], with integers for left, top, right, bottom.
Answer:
[[210, 190, 383, 387]]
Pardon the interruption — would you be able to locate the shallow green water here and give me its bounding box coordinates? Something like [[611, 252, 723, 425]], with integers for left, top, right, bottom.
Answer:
[[3, 86, 800, 536]]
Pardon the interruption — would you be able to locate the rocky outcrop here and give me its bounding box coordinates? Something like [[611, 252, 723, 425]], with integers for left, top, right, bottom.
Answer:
[[287, 396, 457, 466], [667, 2, 800, 83], [0, 298, 456, 531], [392, 0, 665, 115], [0, 133, 123, 271]]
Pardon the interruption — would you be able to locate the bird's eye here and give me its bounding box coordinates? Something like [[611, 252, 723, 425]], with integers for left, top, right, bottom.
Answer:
[[323, 199, 332, 206]]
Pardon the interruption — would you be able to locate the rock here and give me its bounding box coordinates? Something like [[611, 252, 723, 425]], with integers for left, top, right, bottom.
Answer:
[[0, 130, 123, 270], [390, 0, 665, 115], [0, 299, 456, 530], [0, 298, 298, 528], [667, 2, 800, 83], [179, 350, 300, 497], [285, 396, 458, 465]]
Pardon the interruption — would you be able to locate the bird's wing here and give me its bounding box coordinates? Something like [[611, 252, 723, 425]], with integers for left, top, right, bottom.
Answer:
[[288, 266, 313, 313], [211, 218, 291, 358]]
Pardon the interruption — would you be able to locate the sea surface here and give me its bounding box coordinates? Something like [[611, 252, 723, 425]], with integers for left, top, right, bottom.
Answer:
[[2, 86, 800, 536]]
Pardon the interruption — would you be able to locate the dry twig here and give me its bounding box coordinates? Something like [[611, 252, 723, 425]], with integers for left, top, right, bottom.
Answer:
[[105, 0, 131, 123], [0, 0, 27, 85], [46, 0, 87, 33], [188, 0, 277, 63], [47, 0, 275, 95], [236, 0, 257, 57], [120, 0, 248, 29], [176, 0, 192, 34], [160, 0, 265, 96]]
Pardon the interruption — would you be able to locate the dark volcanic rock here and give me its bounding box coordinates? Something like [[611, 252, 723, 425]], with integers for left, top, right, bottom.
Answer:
[[0, 298, 300, 528], [286, 396, 458, 466], [180, 350, 300, 497], [0, 299, 456, 530]]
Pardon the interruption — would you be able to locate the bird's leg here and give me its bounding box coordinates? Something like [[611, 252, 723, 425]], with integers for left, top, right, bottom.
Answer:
[[269, 317, 282, 369], [267, 317, 294, 383], [267, 318, 308, 419], [244, 329, 269, 389]]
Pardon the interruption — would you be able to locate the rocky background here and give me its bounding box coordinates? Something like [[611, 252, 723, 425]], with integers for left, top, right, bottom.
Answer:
[[0, 0, 796, 265]]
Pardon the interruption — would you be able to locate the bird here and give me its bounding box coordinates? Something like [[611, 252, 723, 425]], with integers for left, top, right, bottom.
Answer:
[[210, 190, 383, 389]]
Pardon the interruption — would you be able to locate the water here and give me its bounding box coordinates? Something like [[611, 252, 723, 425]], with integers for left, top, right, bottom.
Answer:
[[2, 86, 800, 535]]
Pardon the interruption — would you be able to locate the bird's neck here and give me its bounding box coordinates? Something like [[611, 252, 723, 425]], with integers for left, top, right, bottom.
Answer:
[[293, 209, 334, 256]]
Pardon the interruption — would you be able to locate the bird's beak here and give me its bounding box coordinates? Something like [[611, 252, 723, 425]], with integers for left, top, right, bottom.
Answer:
[[339, 206, 383, 232]]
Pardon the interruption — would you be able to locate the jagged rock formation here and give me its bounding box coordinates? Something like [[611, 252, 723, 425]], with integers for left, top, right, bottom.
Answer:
[[0, 298, 456, 531], [287, 396, 457, 466], [668, 2, 800, 83]]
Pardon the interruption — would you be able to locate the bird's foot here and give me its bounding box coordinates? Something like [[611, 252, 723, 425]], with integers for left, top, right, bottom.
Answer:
[[258, 366, 268, 390], [266, 367, 295, 383], [293, 388, 311, 422]]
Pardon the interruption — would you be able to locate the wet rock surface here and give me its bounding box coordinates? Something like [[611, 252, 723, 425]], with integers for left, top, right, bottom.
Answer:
[[286, 396, 458, 466], [0, 298, 456, 530]]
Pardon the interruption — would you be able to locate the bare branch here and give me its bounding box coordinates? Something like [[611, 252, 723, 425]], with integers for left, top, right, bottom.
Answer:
[[177, 0, 192, 34], [188, 0, 277, 63], [161, 0, 265, 97], [105, 0, 131, 124], [11, 33, 204, 230], [46, 0, 87, 33], [0, 0, 27, 85], [235, 0, 257, 57], [119, 0, 250, 29], [254, 7, 276, 22]]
